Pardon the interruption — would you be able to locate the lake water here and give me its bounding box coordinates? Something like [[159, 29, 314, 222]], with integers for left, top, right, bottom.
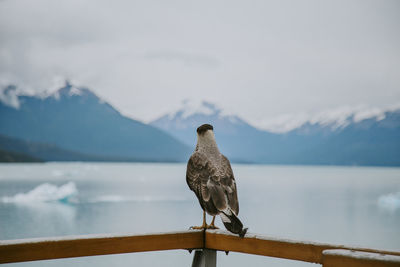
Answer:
[[0, 163, 399, 267]]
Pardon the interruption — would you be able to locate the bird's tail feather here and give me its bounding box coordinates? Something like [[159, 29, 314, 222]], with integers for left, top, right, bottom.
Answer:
[[220, 210, 248, 238]]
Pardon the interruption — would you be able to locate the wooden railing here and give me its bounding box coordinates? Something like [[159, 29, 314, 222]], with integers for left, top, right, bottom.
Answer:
[[1, 230, 399, 266], [0, 231, 203, 263]]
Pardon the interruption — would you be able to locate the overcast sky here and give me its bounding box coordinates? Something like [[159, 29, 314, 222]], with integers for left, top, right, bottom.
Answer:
[[1, 0, 399, 129]]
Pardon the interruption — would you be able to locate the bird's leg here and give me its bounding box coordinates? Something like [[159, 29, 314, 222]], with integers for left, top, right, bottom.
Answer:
[[190, 210, 208, 229], [208, 216, 219, 229]]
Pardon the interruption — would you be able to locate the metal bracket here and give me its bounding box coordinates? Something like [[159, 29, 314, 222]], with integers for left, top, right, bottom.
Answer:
[[191, 249, 216, 267]]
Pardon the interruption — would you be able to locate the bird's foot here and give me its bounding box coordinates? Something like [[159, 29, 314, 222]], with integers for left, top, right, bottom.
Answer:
[[190, 224, 209, 230], [207, 224, 219, 230]]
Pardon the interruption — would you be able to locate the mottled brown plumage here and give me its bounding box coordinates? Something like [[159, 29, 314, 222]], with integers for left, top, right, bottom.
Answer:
[[186, 124, 247, 237], [187, 152, 239, 216]]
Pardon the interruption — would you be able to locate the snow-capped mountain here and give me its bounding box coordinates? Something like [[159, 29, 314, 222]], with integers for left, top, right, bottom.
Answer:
[[0, 81, 190, 162], [151, 100, 400, 166], [151, 100, 259, 146], [151, 100, 283, 163], [257, 105, 395, 135]]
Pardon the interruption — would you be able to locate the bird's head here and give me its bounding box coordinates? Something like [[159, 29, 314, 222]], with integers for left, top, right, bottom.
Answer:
[[197, 124, 214, 136], [196, 124, 217, 148]]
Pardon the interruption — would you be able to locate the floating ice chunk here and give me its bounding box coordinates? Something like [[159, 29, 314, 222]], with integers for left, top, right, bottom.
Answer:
[[378, 192, 400, 212], [89, 195, 187, 203], [1, 182, 78, 204]]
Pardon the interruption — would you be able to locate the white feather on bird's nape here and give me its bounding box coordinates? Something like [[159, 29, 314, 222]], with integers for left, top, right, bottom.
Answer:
[[196, 129, 222, 163]]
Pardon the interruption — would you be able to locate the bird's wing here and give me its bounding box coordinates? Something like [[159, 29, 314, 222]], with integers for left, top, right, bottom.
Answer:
[[186, 152, 212, 208], [220, 154, 239, 215], [187, 151, 229, 214], [186, 152, 239, 215]]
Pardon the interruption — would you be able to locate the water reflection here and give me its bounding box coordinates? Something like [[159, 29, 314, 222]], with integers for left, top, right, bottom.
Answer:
[[1, 202, 76, 239]]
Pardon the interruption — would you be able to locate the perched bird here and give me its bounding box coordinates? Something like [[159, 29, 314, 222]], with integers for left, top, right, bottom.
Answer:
[[186, 124, 247, 237]]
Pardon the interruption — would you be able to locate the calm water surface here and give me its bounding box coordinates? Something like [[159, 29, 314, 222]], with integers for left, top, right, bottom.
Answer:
[[0, 163, 399, 267]]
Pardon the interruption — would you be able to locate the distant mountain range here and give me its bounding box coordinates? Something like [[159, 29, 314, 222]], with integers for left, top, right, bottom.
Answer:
[[0, 134, 130, 162], [151, 100, 400, 166], [0, 82, 190, 162], [0, 147, 43, 163], [1, 82, 399, 166]]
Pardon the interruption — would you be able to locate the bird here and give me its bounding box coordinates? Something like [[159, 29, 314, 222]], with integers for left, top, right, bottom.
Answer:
[[186, 123, 248, 237]]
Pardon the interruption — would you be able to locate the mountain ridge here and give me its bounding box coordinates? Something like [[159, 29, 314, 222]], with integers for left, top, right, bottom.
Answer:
[[151, 100, 400, 166], [1, 83, 399, 165], [0, 82, 191, 162]]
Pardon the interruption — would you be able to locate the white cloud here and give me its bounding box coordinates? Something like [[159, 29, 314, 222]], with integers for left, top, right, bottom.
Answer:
[[143, 50, 220, 69], [353, 108, 386, 123], [0, 85, 20, 109], [0, 0, 399, 124]]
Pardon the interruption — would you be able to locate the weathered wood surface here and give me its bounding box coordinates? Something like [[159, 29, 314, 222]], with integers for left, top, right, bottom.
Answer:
[[0, 230, 203, 264], [322, 249, 400, 267], [1, 229, 399, 265], [205, 230, 400, 264]]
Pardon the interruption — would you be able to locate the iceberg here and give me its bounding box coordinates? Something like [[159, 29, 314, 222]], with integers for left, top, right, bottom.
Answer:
[[1, 182, 78, 204], [378, 192, 400, 212]]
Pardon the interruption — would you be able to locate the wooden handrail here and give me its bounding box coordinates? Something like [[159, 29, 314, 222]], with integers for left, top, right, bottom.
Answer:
[[205, 230, 400, 264], [1, 230, 399, 266], [322, 249, 400, 267], [0, 230, 203, 264]]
